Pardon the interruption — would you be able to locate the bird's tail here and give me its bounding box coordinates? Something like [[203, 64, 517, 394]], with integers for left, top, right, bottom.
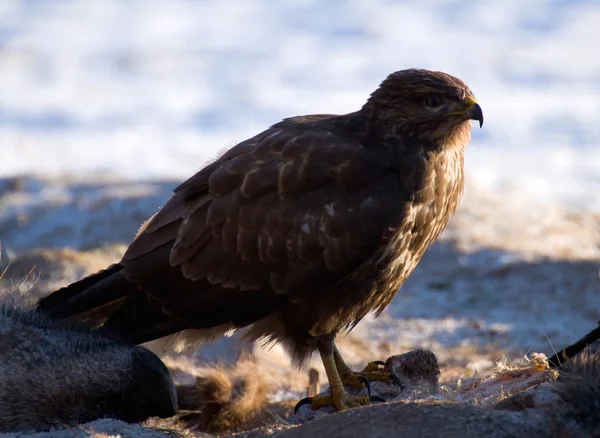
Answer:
[[37, 264, 188, 344], [38, 264, 130, 321]]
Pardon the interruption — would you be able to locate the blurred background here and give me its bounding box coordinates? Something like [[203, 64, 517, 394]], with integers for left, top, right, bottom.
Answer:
[[0, 0, 599, 210], [0, 0, 599, 389]]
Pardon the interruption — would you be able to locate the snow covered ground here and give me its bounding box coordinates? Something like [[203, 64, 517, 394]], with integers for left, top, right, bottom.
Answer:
[[0, 0, 599, 211]]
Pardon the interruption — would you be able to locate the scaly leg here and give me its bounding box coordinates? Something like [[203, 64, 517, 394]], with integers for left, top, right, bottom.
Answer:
[[334, 345, 399, 388], [295, 335, 384, 412]]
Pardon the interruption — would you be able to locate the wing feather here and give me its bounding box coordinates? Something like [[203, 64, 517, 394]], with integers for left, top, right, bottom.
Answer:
[[119, 118, 404, 310]]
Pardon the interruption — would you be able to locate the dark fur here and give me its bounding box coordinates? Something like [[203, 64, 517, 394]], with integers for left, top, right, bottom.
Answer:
[[0, 301, 177, 432], [548, 351, 600, 436], [38, 69, 482, 366]]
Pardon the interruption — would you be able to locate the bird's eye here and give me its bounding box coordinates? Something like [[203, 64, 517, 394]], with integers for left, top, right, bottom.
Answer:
[[424, 95, 445, 108]]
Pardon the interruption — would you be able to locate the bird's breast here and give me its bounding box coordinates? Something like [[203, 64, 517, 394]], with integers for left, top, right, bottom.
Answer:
[[373, 147, 465, 305]]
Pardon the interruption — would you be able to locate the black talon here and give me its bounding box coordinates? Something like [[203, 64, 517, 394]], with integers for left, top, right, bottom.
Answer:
[[374, 360, 386, 367], [359, 376, 385, 403], [358, 375, 372, 395], [294, 397, 314, 413], [370, 395, 386, 403]]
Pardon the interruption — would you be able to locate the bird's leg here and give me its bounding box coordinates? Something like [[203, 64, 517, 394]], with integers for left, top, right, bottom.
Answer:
[[297, 335, 374, 412], [334, 345, 399, 388]]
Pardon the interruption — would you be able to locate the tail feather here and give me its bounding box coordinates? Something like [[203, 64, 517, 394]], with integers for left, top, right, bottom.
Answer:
[[37, 264, 188, 344], [100, 295, 189, 344], [38, 264, 133, 321], [38, 264, 124, 313]]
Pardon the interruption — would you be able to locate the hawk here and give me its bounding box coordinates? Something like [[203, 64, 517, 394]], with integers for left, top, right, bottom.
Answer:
[[38, 68, 483, 411]]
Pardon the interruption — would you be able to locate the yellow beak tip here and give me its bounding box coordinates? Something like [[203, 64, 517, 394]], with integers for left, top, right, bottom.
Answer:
[[463, 96, 477, 109]]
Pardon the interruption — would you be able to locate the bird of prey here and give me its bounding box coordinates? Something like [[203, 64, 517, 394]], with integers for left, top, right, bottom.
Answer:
[[38, 68, 483, 411]]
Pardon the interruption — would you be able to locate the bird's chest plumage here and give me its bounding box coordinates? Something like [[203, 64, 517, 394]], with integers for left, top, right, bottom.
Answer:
[[307, 146, 466, 338], [367, 147, 465, 313]]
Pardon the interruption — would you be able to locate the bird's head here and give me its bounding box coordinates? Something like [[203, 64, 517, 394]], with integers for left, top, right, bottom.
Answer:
[[363, 68, 483, 149]]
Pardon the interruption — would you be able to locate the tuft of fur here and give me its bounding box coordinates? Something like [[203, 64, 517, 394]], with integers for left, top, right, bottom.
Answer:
[[547, 349, 600, 437], [0, 298, 177, 433], [170, 360, 292, 434]]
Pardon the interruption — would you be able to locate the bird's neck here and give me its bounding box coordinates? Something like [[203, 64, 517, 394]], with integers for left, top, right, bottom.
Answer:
[[334, 110, 467, 203]]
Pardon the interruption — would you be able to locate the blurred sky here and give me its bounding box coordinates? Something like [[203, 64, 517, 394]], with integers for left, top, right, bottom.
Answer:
[[0, 0, 599, 210]]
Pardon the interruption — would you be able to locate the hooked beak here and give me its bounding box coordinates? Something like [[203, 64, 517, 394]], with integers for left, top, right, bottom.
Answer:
[[462, 96, 483, 128], [444, 96, 484, 128]]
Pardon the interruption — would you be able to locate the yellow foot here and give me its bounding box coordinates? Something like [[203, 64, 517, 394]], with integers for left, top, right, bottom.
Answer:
[[312, 393, 371, 411], [298, 393, 376, 412], [294, 381, 387, 413], [340, 361, 399, 388]]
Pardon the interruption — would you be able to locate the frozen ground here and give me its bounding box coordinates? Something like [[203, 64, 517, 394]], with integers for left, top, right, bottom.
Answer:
[[0, 0, 599, 211]]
